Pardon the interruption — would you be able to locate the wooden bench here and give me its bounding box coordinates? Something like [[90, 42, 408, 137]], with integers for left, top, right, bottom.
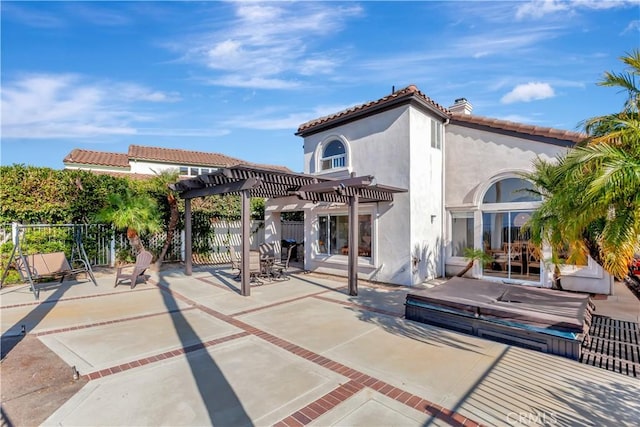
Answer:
[[16, 251, 97, 298]]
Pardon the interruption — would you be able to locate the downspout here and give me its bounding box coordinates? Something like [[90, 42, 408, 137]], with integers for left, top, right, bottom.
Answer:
[[440, 118, 449, 278]]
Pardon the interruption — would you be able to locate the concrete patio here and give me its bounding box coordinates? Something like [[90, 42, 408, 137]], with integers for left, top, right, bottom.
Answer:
[[1, 266, 639, 426]]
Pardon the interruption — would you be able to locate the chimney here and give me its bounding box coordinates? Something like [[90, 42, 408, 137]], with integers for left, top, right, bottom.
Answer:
[[449, 97, 473, 115]]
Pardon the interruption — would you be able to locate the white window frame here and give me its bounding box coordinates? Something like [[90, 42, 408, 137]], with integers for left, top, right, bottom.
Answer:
[[313, 207, 375, 266], [431, 119, 442, 149], [450, 211, 474, 258], [315, 136, 350, 174]]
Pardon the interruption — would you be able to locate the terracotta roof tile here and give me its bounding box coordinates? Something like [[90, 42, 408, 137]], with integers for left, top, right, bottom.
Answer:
[[296, 84, 586, 145], [64, 145, 292, 174], [449, 113, 586, 144], [63, 149, 130, 168], [296, 85, 449, 135], [128, 144, 244, 167], [235, 161, 292, 173]]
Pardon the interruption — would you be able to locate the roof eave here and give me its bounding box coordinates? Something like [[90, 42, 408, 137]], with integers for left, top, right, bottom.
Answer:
[[448, 117, 583, 147], [296, 93, 449, 138]]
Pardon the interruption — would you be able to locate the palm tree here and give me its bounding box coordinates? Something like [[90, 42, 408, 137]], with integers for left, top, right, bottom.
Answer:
[[524, 50, 640, 279], [95, 188, 161, 255], [148, 169, 181, 266], [456, 247, 494, 277]]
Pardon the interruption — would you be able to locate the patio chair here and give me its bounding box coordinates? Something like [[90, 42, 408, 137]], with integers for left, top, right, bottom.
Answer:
[[114, 250, 152, 289], [249, 250, 265, 285], [527, 244, 542, 276], [270, 244, 295, 280], [229, 245, 243, 279]]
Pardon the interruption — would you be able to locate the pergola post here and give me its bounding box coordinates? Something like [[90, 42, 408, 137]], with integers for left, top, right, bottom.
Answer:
[[240, 189, 251, 296], [184, 197, 192, 276], [348, 192, 359, 296]]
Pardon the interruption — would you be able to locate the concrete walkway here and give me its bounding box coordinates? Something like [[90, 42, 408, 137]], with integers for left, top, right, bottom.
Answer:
[[1, 267, 639, 426]]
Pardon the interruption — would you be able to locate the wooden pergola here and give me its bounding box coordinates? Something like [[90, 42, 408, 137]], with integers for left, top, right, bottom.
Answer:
[[170, 165, 406, 296]]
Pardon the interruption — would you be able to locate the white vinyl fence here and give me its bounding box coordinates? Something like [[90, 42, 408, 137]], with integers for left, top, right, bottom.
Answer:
[[281, 220, 304, 244]]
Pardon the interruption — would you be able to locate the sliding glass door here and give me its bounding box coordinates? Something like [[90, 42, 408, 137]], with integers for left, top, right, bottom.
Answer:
[[482, 211, 540, 282]]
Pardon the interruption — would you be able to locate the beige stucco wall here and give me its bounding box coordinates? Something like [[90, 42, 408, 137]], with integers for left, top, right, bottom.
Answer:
[[444, 123, 613, 294], [289, 104, 444, 286]]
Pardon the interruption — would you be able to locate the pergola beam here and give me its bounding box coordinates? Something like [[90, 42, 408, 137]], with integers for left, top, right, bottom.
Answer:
[[172, 165, 406, 298], [297, 175, 374, 193], [179, 177, 262, 200]]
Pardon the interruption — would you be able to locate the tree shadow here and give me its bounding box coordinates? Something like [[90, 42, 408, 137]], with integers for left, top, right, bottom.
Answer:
[[346, 286, 488, 354], [155, 271, 253, 426]]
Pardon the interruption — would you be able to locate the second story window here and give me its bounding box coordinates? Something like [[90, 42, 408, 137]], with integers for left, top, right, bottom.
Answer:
[[321, 140, 346, 170], [431, 119, 442, 149]]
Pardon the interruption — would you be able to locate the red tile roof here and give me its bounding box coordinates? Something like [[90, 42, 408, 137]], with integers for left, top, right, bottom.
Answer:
[[449, 113, 586, 144], [296, 85, 449, 136], [64, 145, 292, 174], [128, 144, 246, 167], [64, 149, 130, 168], [296, 84, 587, 144]]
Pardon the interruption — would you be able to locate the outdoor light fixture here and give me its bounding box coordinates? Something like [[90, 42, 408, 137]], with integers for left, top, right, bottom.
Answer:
[[431, 215, 437, 223]]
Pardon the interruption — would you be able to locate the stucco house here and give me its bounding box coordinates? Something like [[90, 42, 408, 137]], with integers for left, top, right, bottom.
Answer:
[[63, 144, 290, 177], [265, 85, 613, 295]]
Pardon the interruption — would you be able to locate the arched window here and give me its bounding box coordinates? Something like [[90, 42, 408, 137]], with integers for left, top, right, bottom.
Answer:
[[482, 178, 541, 204], [320, 140, 346, 170]]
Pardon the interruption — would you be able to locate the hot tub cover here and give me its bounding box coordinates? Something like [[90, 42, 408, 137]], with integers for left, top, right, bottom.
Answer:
[[406, 277, 593, 335]]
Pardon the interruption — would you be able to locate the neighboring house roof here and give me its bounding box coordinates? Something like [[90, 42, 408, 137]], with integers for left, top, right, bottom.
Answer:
[[449, 113, 586, 145], [63, 145, 292, 174], [296, 84, 587, 145], [127, 144, 244, 167], [64, 149, 130, 168], [296, 85, 450, 136]]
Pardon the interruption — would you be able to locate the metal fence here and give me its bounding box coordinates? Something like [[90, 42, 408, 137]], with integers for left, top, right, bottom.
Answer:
[[1, 223, 114, 266], [0, 219, 300, 267]]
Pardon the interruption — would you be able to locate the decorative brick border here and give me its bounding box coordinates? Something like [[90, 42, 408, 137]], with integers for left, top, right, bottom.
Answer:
[[32, 306, 197, 337], [273, 381, 365, 427], [229, 290, 333, 317], [81, 331, 249, 380], [1, 286, 154, 310], [311, 294, 403, 318], [150, 279, 483, 426]]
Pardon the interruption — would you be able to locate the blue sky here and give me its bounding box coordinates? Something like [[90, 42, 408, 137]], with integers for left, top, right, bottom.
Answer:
[[1, 1, 638, 173]]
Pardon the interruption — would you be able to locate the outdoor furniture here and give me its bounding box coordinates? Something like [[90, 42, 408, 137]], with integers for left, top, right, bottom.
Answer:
[[259, 243, 276, 258], [527, 244, 542, 275], [114, 250, 152, 289], [13, 251, 97, 299], [405, 277, 594, 360], [249, 250, 266, 285], [229, 246, 241, 278], [269, 245, 295, 280]]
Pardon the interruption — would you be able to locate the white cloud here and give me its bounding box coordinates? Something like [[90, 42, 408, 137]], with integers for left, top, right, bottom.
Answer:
[[623, 19, 640, 34], [221, 103, 356, 131], [180, 2, 363, 89], [206, 76, 301, 90], [0, 74, 181, 139], [516, 1, 569, 20], [1, 3, 66, 28], [501, 82, 556, 104], [516, 0, 638, 20]]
